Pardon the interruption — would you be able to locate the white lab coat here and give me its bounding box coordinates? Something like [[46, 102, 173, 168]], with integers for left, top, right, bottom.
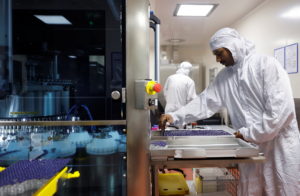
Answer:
[[169, 28, 300, 196], [164, 71, 197, 114]]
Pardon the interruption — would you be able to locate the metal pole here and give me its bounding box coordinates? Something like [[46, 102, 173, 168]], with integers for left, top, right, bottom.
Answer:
[[7, 0, 12, 83], [155, 24, 160, 83]]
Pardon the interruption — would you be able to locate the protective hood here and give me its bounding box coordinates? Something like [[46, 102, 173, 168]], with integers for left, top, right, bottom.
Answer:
[[209, 28, 255, 65], [176, 61, 192, 76]]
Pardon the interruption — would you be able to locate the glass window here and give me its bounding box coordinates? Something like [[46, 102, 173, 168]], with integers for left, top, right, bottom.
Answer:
[[0, 0, 125, 120]]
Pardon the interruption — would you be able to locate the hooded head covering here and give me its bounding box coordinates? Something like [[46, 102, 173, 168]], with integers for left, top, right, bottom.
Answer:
[[176, 61, 193, 76], [209, 28, 255, 64]]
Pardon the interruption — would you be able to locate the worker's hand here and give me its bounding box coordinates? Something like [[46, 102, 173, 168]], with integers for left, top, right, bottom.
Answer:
[[234, 131, 246, 141], [159, 114, 174, 130]]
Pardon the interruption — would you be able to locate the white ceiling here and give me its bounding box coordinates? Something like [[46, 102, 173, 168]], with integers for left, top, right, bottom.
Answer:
[[150, 0, 266, 46]]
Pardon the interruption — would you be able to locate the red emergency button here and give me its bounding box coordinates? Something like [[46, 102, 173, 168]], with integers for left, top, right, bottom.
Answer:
[[153, 83, 161, 93], [146, 81, 162, 95]]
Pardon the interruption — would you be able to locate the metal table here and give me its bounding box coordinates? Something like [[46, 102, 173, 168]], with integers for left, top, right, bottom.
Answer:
[[150, 128, 265, 196]]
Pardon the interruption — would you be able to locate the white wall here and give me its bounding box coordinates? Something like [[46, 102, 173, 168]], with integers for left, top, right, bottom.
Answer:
[[160, 45, 203, 66], [201, 0, 300, 97]]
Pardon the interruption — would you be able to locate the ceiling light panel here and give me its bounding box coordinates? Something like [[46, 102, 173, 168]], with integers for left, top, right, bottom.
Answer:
[[174, 4, 218, 17], [34, 15, 72, 25], [281, 7, 300, 19]]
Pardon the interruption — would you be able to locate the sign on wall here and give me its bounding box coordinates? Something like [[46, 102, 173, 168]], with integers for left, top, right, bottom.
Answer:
[[274, 43, 298, 74]]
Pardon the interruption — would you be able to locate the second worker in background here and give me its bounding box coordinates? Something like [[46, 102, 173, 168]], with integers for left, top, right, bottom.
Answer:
[[163, 61, 197, 128]]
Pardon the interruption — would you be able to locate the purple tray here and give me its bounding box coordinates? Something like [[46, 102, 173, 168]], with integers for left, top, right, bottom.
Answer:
[[0, 159, 70, 187], [150, 141, 167, 147], [163, 129, 231, 136]]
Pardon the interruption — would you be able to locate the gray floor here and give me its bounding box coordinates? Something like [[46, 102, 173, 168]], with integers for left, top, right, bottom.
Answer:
[[186, 181, 232, 196]]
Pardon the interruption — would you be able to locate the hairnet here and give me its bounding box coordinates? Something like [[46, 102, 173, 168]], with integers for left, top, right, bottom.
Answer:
[[209, 28, 255, 64], [176, 61, 192, 75]]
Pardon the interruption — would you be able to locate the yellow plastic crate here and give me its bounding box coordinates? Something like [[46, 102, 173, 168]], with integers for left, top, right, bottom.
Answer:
[[158, 172, 189, 195]]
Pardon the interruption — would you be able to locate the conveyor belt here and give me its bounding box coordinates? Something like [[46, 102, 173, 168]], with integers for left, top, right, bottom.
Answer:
[[0, 159, 70, 187], [0, 159, 71, 195]]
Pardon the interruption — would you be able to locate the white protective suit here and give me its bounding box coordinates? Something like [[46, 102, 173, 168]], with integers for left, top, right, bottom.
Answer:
[[168, 28, 300, 196], [164, 61, 197, 114]]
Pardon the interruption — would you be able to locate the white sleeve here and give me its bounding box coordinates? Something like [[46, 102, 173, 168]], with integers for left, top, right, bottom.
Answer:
[[169, 78, 223, 125], [239, 57, 295, 144]]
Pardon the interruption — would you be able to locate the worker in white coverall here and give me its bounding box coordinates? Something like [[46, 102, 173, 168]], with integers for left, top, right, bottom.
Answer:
[[159, 27, 300, 196], [164, 61, 197, 113]]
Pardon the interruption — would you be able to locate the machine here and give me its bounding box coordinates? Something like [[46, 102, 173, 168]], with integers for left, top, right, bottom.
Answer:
[[0, 0, 152, 195]]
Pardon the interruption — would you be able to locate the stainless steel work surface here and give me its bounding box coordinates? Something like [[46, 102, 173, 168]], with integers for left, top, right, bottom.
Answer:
[[168, 136, 240, 148], [150, 136, 259, 159]]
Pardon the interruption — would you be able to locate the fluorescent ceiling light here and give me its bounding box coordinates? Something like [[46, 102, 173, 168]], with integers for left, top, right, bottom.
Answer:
[[34, 15, 72, 25], [281, 7, 300, 18], [68, 55, 77, 59], [175, 4, 217, 16]]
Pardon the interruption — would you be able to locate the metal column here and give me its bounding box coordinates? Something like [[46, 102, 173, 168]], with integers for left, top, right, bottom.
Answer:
[[126, 0, 151, 195]]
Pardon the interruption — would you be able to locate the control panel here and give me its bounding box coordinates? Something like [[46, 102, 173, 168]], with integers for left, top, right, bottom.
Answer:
[[135, 79, 161, 110]]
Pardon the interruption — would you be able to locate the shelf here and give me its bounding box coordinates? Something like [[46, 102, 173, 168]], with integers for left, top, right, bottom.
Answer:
[[0, 120, 126, 126]]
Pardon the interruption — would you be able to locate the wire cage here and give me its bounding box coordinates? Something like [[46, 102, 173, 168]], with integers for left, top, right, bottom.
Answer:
[[193, 167, 240, 196], [216, 167, 239, 196]]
